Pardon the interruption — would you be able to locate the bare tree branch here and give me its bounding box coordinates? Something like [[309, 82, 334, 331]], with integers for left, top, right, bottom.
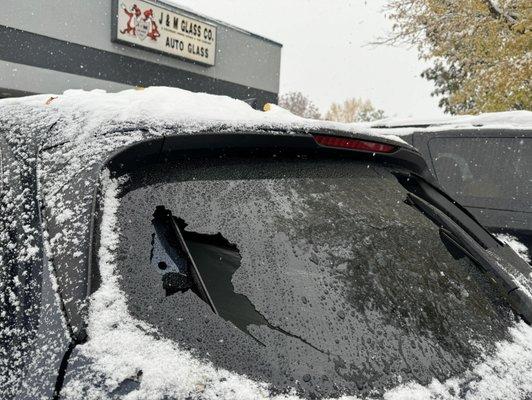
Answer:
[[482, 0, 518, 24]]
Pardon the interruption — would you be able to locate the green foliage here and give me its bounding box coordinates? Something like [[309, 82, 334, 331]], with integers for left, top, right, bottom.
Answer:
[[382, 0, 531, 114]]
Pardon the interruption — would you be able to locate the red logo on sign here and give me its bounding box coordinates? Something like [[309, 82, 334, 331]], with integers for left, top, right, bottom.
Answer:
[[120, 3, 160, 41]]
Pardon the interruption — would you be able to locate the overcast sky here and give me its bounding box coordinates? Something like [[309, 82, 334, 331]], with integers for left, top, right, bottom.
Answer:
[[173, 0, 443, 118]]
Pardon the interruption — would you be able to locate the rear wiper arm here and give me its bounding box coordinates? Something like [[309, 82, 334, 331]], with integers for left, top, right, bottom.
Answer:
[[396, 172, 499, 249], [406, 192, 532, 324], [168, 216, 219, 315]]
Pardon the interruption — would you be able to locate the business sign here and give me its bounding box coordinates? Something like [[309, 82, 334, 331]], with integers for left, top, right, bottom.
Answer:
[[113, 0, 217, 66]]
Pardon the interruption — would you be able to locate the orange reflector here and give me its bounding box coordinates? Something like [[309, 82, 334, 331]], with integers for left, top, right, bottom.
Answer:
[[313, 134, 396, 154]]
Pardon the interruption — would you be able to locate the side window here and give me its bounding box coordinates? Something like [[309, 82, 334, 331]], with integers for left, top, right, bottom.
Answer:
[[429, 137, 532, 212]]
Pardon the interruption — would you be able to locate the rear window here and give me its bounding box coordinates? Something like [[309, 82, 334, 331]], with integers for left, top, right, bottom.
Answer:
[[428, 137, 532, 212], [113, 155, 514, 397]]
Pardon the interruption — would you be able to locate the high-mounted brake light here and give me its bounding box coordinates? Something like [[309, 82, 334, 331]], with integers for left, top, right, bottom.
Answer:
[[313, 134, 397, 154]]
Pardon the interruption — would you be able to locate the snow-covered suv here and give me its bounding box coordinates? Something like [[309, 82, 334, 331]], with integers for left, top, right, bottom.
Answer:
[[1, 88, 531, 399]]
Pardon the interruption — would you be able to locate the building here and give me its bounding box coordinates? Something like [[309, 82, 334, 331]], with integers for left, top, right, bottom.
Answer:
[[0, 0, 282, 108]]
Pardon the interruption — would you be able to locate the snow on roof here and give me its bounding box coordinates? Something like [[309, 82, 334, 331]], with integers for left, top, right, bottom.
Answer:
[[369, 111, 532, 135], [0, 87, 408, 147]]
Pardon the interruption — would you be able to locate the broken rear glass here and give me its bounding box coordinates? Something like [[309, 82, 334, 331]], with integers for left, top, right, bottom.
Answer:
[[111, 155, 515, 398]]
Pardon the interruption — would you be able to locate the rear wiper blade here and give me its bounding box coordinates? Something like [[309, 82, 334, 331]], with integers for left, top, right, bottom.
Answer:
[[407, 192, 532, 324], [396, 172, 499, 249], [169, 216, 219, 315]]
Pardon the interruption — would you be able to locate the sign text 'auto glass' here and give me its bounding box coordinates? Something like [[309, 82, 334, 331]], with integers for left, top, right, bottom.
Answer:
[[114, 0, 217, 66]]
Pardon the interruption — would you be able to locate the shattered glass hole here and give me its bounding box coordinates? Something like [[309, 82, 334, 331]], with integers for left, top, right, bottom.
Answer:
[[150, 206, 327, 350]]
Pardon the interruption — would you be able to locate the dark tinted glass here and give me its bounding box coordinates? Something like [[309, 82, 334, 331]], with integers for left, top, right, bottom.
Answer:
[[428, 137, 532, 212], [115, 156, 514, 398]]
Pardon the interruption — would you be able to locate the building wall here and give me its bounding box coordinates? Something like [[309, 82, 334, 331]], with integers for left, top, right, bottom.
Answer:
[[0, 0, 282, 106]]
